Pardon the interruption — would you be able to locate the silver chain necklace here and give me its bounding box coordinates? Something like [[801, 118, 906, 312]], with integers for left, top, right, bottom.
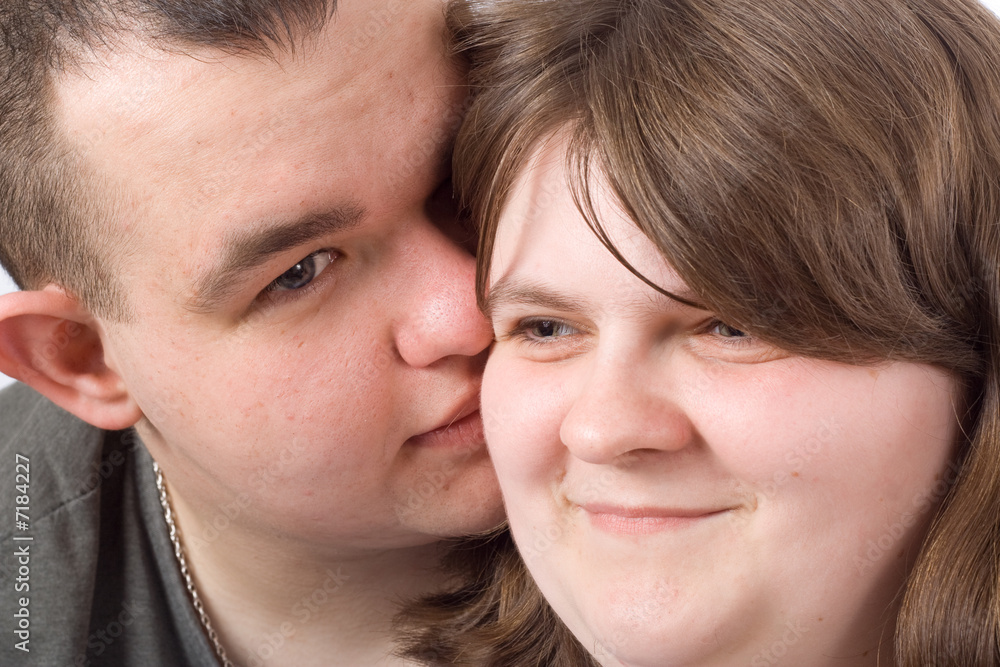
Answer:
[[153, 461, 237, 667]]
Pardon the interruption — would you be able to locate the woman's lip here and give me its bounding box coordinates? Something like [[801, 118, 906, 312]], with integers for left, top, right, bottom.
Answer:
[[406, 410, 485, 449], [581, 503, 726, 518], [579, 504, 733, 535]]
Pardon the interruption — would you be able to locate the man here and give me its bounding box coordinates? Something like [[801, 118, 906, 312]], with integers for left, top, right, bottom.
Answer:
[[0, 1, 503, 665]]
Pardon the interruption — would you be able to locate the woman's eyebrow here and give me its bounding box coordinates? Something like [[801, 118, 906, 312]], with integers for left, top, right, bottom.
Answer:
[[483, 276, 590, 318], [484, 274, 707, 319]]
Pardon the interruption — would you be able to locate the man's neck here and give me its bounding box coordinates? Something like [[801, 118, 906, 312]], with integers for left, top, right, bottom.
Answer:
[[168, 490, 451, 667]]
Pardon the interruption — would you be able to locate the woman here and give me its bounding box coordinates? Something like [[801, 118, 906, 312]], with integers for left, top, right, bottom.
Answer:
[[399, 0, 1000, 664]]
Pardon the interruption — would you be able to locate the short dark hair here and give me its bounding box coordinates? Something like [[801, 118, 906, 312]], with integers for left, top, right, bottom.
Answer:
[[0, 0, 333, 319]]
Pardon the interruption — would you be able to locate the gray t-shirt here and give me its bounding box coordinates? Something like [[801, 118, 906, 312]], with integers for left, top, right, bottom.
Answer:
[[1, 383, 218, 666]]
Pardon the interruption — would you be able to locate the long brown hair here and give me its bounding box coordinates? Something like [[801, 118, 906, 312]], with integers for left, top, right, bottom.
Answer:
[[399, 0, 1000, 664]]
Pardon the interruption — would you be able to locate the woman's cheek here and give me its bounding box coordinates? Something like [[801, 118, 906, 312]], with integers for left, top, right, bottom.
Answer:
[[482, 352, 571, 484]]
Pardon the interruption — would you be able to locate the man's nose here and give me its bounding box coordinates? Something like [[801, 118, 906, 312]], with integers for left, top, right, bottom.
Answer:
[[392, 224, 494, 368], [559, 356, 694, 464]]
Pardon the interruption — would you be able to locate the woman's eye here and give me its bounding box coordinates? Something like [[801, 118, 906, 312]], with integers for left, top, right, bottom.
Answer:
[[514, 318, 579, 342], [711, 321, 748, 339], [496, 316, 588, 361], [266, 250, 336, 293], [694, 319, 787, 363]]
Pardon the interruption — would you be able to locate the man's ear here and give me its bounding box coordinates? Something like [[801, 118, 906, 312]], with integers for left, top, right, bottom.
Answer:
[[0, 285, 142, 430]]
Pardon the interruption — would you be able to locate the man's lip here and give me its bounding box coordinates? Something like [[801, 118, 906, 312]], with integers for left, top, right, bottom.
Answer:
[[406, 405, 485, 449]]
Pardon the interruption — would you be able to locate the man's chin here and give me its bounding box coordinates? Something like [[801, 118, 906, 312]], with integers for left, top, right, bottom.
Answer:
[[392, 462, 504, 537]]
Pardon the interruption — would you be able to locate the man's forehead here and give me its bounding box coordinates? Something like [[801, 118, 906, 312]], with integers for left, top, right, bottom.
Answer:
[[55, 37, 329, 155], [51, 0, 442, 134], [47, 1, 459, 312], [50, 17, 410, 225], [52, 2, 447, 182]]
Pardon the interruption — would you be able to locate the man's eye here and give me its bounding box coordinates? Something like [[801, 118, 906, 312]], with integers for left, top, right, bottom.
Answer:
[[266, 250, 336, 292]]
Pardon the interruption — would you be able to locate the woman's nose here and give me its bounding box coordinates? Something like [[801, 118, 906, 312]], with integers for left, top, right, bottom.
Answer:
[[559, 358, 694, 464]]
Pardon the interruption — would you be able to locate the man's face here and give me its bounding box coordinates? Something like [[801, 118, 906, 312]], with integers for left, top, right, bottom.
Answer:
[[54, 0, 503, 551]]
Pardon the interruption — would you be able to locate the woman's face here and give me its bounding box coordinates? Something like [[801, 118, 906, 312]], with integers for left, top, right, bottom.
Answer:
[[481, 140, 961, 667]]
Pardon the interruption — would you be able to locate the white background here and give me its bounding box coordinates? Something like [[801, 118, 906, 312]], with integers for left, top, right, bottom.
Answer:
[[1, 270, 16, 390], [3, 0, 1000, 389]]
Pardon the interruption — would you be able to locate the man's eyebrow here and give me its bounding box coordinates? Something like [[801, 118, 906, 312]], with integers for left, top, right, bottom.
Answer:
[[483, 276, 591, 318], [187, 205, 364, 313]]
